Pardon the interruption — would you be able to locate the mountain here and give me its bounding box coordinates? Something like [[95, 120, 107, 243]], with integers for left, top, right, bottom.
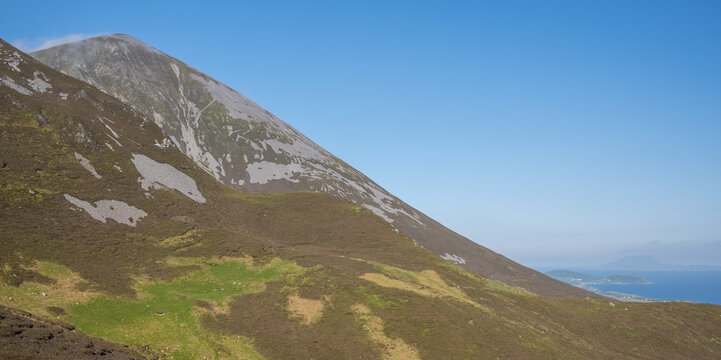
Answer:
[[31, 34, 589, 299], [602, 256, 721, 271], [3, 37, 721, 359], [603, 256, 671, 270]]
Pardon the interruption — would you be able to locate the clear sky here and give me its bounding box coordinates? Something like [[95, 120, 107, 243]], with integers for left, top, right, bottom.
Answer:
[[2, 1, 720, 267]]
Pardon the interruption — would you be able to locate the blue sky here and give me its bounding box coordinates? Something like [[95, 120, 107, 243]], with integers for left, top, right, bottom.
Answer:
[[2, 1, 720, 266]]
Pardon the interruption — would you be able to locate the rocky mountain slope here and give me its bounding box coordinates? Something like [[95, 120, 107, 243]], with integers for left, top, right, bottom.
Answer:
[[32, 34, 589, 298], [3, 38, 721, 359]]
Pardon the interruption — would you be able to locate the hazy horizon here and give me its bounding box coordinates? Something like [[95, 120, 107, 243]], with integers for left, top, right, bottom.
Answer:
[[3, 1, 720, 267], [526, 246, 721, 269]]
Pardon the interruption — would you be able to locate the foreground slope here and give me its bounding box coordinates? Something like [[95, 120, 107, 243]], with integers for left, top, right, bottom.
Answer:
[[0, 305, 145, 360], [33, 34, 590, 298], [3, 39, 721, 359]]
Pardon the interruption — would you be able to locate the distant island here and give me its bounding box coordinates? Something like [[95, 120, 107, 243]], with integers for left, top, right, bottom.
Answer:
[[546, 270, 652, 286], [546, 269, 657, 302], [602, 255, 721, 271]]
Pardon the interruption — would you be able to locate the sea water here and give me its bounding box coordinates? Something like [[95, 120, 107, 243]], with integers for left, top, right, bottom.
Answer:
[[539, 268, 721, 305]]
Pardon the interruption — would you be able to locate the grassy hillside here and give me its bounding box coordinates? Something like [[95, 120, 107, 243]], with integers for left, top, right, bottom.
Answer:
[[2, 39, 721, 359]]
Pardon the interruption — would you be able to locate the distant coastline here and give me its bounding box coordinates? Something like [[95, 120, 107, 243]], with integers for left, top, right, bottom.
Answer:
[[539, 267, 721, 305], [547, 270, 652, 286], [545, 270, 659, 302]]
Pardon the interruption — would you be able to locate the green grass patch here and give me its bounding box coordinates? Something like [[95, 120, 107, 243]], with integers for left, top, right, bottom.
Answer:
[[0, 260, 99, 318], [371, 262, 419, 284], [437, 261, 533, 296], [67, 256, 305, 358], [159, 230, 200, 248], [356, 285, 392, 309], [344, 204, 369, 214], [358, 260, 489, 311], [0, 182, 54, 205], [219, 187, 274, 204]]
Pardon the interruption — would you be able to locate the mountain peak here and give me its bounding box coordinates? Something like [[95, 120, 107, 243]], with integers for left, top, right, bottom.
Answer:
[[602, 255, 664, 270], [109, 33, 136, 39], [31, 33, 162, 58], [99, 33, 151, 46], [31, 34, 596, 299]]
